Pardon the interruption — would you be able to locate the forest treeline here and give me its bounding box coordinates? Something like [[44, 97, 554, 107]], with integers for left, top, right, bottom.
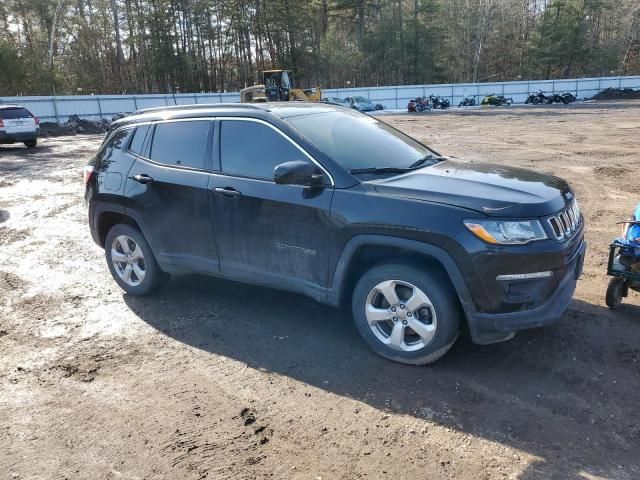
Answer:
[[1, 0, 639, 96]]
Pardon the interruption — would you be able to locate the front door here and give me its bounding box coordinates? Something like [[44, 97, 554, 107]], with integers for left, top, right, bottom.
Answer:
[[125, 119, 219, 273], [209, 118, 334, 288]]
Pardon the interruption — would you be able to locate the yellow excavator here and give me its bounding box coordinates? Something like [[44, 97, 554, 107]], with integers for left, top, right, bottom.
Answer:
[[240, 70, 322, 103]]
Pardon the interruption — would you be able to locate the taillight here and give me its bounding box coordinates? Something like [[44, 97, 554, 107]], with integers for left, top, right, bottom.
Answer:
[[0, 119, 4, 128], [83, 165, 95, 185], [35, 116, 40, 125]]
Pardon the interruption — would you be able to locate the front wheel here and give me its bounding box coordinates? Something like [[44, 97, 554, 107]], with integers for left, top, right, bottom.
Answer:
[[351, 262, 461, 365], [606, 277, 626, 309], [105, 224, 169, 296]]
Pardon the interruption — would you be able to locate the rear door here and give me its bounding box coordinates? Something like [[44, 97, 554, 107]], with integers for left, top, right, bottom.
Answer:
[[0, 107, 38, 134], [125, 119, 219, 274], [209, 118, 334, 288]]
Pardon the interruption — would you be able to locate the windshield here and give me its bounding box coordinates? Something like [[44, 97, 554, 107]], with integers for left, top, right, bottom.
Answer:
[[286, 110, 435, 171]]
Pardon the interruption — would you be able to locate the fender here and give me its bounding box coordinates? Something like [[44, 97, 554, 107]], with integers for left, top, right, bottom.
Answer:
[[328, 235, 475, 315], [91, 202, 161, 255], [90, 202, 127, 246]]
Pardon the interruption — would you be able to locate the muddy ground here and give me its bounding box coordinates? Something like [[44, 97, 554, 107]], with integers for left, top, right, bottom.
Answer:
[[1, 101, 639, 480]]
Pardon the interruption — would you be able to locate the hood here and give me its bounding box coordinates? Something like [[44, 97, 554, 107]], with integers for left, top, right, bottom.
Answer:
[[372, 159, 571, 217]]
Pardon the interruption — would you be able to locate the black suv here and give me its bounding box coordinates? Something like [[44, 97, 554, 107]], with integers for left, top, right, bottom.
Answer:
[[85, 103, 585, 364]]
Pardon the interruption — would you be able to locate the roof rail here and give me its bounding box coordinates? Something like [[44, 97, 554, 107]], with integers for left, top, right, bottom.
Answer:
[[131, 103, 262, 116]]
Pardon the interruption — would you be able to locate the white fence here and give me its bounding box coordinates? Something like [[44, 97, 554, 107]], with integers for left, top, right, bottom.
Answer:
[[1, 75, 639, 123], [0, 92, 240, 124], [324, 75, 640, 110]]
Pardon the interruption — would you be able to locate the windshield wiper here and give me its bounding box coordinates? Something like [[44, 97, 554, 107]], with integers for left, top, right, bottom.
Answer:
[[409, 154, 446, 169], [349, 166, 413, 175], [349, 155, 446, 175]]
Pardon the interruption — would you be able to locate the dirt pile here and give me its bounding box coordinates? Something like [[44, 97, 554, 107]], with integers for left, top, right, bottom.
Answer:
[[40, 114, 111, 137], [592, 87, 640, 100]]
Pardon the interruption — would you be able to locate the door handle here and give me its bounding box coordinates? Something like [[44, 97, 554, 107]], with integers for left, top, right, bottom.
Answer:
[[131, 174, 154, 184], [214, 187, 241, 198]]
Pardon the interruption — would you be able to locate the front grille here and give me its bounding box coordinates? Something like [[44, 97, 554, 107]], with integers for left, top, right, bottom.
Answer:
[[548, 201, 581, 241]]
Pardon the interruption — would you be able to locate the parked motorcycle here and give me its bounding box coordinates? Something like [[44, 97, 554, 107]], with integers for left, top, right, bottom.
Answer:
[[429, 95, 450, 109], [548, 93, 566, 104], [407, 97, 431, 112], [481, 94, 512, 106], [525, 91, 548, 105], [458, 96, 476, 107], [526, 91, 577, 105]]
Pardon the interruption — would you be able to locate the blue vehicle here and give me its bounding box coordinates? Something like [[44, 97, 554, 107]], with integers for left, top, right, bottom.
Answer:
[[321, 97, 350, 108], [606, 203, 640, 308], [346, 96, 376, 112]]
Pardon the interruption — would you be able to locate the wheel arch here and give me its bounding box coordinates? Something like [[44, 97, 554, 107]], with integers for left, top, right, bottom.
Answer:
[[94, 205, 145, 248], [330, 236, 474, 313]]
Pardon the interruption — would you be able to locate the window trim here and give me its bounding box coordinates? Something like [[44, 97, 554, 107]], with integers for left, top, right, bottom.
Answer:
[[109, 116, 333, 184], [217, 117, 335, 186]]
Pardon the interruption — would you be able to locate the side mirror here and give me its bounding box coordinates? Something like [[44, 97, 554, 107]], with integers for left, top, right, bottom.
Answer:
[[273, 161, 325, 187]]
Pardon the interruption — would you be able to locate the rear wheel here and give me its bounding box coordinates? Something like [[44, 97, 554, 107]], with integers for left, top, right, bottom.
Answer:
[[105, 224, 169, 296], [351, 262, 461, 365], [606, 277, 626, 309], [24, 139, 37, 148]]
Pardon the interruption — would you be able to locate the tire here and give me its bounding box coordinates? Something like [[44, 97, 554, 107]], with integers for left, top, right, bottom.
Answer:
[[351, 261, 461, 365], [24, 139, 37, 148], [105, 223, 169, 296], [606, 277, 626, 309]]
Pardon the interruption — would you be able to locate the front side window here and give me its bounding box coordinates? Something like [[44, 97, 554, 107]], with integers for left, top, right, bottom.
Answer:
[[149, 120, 210, 169], [286, 110, 433, 171], [220, 120, 306, 179]]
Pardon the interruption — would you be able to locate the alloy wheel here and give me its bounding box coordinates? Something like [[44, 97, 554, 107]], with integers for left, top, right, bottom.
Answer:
[[111, 234, 146, 287], [364, 280, 437, 352]]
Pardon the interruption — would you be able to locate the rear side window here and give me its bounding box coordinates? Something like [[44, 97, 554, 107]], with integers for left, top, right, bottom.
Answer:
[[220, 120, 303, 179], [0, 108, 32, 119], [129, 125, 150, 156], [149, 121, 210, 169]]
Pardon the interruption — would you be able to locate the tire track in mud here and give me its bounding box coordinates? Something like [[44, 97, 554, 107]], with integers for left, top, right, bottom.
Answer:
[[152, 384, 275, 479]]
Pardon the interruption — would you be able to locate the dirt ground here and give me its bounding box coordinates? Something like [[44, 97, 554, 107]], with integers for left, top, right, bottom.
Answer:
[[1, 100, 639, 480]]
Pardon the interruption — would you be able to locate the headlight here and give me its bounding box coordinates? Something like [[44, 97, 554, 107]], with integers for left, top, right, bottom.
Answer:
[[464, 219, 548, 245]]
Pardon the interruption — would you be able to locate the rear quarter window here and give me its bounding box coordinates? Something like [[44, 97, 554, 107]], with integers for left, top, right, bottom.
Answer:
[[128, 125, 151, 156], [92, 128, 131, 168]]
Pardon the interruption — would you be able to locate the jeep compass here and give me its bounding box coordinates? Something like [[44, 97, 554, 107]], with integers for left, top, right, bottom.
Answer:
[[85, 103, 585, 364]]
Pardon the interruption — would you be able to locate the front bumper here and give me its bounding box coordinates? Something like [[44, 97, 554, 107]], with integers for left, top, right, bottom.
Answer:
[[464, 239, 586, 344]]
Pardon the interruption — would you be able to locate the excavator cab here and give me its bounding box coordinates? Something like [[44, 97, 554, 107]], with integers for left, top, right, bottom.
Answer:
[[263, 70, 292, 101], [240, 69, 321, 103]]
